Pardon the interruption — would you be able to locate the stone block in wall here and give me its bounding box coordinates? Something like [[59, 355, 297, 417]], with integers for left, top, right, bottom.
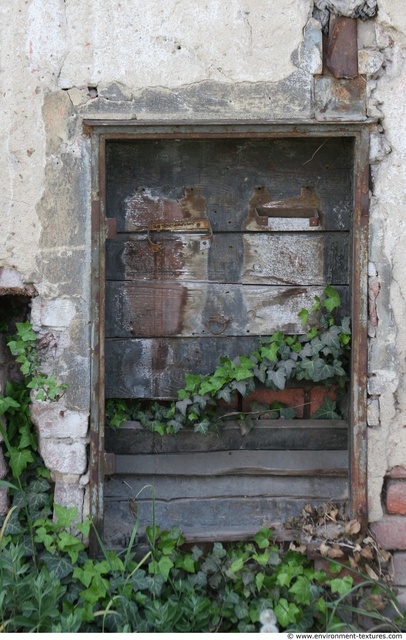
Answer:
[[358, 49, 384, 76], [31, 401, 88, 440], [54, 481, 85, 523], [0, 449, 8, 479], [370, 516, 406, 550], [393, 552, 406, 587], [39, 440, 87, 475], [31, 297, 76, 329], [386, 480, 406, 516], [367, 397, 380, 426], [0, 488, 9, 515]]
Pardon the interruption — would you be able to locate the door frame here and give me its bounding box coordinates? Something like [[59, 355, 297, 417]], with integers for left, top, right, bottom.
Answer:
[[85, 120, 371, 553]]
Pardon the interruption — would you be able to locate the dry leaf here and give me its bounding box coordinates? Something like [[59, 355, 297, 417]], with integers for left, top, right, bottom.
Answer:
[[327, 544, 345, 559], [304, 504, 313, 514], [349, 556, 359, 570], [329, 508, 338, 522], [319, 542, 330, 555], [365, 594, 386, 611], [289, 541, 307, 554], [363, 536, 375, 545], [344, 519, 361, 536], [365, 564, 379, 581], [360, 545, 374, 560], [377, 548, 392, 563]]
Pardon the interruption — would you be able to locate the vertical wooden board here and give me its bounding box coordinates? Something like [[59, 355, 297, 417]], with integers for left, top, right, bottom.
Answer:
[[106, 138, 354, 232]]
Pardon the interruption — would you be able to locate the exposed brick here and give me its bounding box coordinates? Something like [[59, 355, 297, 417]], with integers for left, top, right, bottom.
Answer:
[[309, 387, 337, 416], [39, 440, 87, 475], [370, 516, 406, 550], [242, 388, 305, 417], [386, 480, 406, 515], [393, 552, 406, 587], [387, 466, 406, 479], [31, 401, 88, 440]]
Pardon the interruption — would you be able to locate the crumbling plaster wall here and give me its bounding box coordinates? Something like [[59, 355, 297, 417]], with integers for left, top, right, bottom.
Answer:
[[1, 0, 406, 553]]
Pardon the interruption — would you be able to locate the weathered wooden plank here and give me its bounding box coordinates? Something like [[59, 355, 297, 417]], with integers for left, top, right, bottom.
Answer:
[[105, 283, 349, 338], [106, 232, 349, 285], [113, 449, 348, 476], [106, 138, 353, 233], [104, 473, 348, 500], [103, 495, 347, 548], [105, 421, 349, 454]]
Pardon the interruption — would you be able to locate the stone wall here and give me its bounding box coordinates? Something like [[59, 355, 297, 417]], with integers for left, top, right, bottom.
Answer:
[[1, 0, 406, 587]]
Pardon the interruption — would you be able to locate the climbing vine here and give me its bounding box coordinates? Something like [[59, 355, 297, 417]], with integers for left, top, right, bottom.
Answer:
[[106, 286, 351, 436]]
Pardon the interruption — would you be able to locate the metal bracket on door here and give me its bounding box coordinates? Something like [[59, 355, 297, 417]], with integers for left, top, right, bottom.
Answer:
[[147, 218, 213, 252]]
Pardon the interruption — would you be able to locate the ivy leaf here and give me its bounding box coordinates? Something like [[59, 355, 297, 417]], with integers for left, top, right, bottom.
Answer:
[[40, 551, 74, 580], [280, 408, 296, 420], [260, 343, 279, 362], [8, 446, 35, 477], [323, 285, 341, 311], [231, 379, 248, 395], [254, 526, 272, 549], [217, 386, 233, 403], [253, 364, 266, 384], [194, 419, 210, 436], [175, 397, 192, 417], [298, 308, 308, 327], [274, 598, 300, 627], [312, 397, 341, 420], [312, 359, 336, 382], [184, 374, 202, 393], [167, 419, 184, 434], [267, 368, 286, 390], [320, 326, 341, 351]]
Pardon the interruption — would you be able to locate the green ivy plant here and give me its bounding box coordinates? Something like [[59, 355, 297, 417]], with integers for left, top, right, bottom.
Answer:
[[106, 285, 351, 436]]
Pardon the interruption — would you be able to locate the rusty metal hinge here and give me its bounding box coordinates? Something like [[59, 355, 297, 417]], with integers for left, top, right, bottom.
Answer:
[[104, 452, 116, 476]]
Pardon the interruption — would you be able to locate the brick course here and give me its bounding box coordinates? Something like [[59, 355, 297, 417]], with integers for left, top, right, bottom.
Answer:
[[386, 480, 406, 515]]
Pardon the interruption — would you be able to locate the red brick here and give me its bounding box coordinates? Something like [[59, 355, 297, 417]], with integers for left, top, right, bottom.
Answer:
[[370, 516, 406, 550], [242, 388, 305, 417], [309, 387, 337, 416], [386, 480, 406, 515], [387, 466, 406, 479]]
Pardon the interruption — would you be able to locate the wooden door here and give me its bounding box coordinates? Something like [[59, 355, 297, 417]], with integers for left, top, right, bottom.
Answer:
[[103, 136, 352, 547]]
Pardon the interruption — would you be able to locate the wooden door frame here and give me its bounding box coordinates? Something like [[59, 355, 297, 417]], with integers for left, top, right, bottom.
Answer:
[[85, 120, 372, 553]]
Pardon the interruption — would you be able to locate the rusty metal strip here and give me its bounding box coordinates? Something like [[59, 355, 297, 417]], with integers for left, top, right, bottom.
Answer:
[[147, 218, 213, 252], [324, 16, 358, 79], [349, 127, 369, 529]]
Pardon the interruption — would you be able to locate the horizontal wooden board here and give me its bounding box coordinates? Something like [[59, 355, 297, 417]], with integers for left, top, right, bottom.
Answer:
[[104, 473, 348, 501], [105, 284, 349, 338], [105, 232, 349, 285], [105, 331, 349, 398], [103, 495, 347, 548], [105, 421, 349, 454], [112, 449, 348, 476], [106, 137, 353, 232]]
